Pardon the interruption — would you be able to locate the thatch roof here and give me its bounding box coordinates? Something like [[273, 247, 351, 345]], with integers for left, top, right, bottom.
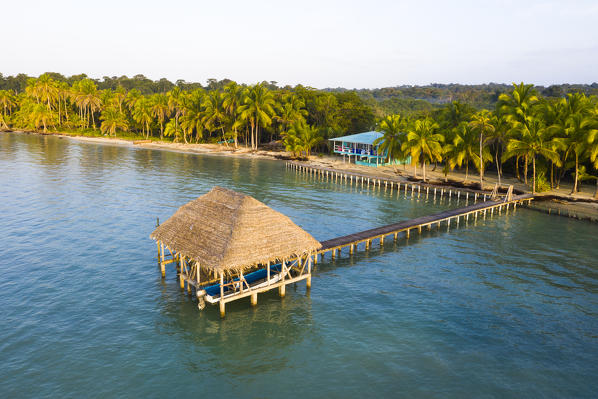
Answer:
[[150, 186, 322, 272]]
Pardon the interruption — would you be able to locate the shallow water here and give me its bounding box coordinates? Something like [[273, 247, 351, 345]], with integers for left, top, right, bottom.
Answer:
[[1, 132, 597, 398]]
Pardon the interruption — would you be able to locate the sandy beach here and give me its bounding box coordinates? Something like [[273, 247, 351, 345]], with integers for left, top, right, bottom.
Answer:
[[8, 130, 598, 221]]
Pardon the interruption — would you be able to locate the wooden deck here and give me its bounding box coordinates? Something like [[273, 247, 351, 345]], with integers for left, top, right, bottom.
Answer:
[[316, 194, 533, 258]]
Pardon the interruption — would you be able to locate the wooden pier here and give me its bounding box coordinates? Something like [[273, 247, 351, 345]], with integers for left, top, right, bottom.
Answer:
[[315, 194, 533, 260], [286, 161, 510, 203]]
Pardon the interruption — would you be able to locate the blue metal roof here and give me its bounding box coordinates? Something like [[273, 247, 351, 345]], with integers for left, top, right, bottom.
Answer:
[[328, 131, 383, 145]]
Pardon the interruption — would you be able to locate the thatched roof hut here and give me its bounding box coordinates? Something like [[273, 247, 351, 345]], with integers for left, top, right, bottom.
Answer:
[[150, 186, 322, 273]]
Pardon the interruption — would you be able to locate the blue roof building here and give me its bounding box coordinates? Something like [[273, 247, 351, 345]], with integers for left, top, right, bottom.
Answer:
[[329, 131, 410, 167]]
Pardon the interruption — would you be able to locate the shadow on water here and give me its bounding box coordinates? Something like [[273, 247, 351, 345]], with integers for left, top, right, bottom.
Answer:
[[155, 275, 314, 375]]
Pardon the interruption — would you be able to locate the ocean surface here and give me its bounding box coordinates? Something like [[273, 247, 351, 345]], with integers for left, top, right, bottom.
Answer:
[[1, 132, 597, 398]]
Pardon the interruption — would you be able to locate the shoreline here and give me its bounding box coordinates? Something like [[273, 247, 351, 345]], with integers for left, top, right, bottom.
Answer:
[[5, 129, 598, 221]]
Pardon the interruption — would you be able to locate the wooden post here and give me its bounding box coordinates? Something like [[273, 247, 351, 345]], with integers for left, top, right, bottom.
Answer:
[[331, 249, 335, 259], [394, 232, 398, 241], [418, 225, 422, 234], [406, 229, 410, 238], [350, 244, 354, 254], [179, 255, 185, 290], [160, 242, 165, 278], [306, 255, 312, 289], [219, 272, 225, 318], [380, 236, 384, 246], [279, 260, 286, 298], [365, 240, 370, 250], [251, 292, 258, 306]]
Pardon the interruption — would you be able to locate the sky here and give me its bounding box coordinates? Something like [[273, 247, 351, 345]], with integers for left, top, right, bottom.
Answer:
[[3, 0, 598, 88]]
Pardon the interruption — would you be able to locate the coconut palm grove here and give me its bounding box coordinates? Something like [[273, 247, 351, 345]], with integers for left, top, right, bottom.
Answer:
[[1, 73, 597, 196]]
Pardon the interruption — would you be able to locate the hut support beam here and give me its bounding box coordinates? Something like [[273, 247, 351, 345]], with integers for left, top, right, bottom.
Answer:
[[219, 272, 226, 318]]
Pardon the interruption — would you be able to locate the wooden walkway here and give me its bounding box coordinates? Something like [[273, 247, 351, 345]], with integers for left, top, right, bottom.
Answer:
[[286, 161, 509, 202], [314, 196, 533, 260]]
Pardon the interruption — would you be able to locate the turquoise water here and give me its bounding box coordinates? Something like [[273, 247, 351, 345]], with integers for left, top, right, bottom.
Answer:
[[1, 132, 597, 398]]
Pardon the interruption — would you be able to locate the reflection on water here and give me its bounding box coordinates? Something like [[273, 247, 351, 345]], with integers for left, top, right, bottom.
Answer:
[[1, 132, 597, 398]]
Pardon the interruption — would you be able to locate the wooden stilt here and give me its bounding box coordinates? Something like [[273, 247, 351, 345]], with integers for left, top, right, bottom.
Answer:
[[179, 255, 184, 290], [219, 272, 225, 318], [160, 242, 165, 278], [306, 255, 312, 289], [279, 260, 286, 298], [250, 292, 258, 306]]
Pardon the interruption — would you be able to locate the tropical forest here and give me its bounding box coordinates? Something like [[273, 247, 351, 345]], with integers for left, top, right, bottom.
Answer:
[[1, 73, 597, 195]]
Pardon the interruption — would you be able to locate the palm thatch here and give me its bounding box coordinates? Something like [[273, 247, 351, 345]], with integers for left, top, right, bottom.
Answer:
[[150, 186, 321, 273]]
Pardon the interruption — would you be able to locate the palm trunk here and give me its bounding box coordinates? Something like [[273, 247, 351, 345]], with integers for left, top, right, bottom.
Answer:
[[255, 118, 259, 150], [550, 162, 554, 190], [495, 147, 501, 186], [250, 121, 255, 150], [515, 155, 520, 180], [413, 163, 417, 178], [465, 162, 469, 182], [532, 155, 536, 194], [594, 179, 598, 199], [571, 153, 579, 194], [524, 154, 528, 185], [479, 132, 484, 189], [422, 161, 426, 182], [221, 126, 227, 147]]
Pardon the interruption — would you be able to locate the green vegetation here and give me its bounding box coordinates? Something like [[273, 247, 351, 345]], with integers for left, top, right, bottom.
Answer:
[[1, 73, 597, 196], [0, 73, 375, 154], [376, 83, 598, 195]]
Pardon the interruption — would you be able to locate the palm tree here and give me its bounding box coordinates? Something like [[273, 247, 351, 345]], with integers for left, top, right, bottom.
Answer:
[[30, 103, 54, 132], [202, 90, 227, 141], [73, 79, 101, 128], [0, 90, 16, 128], [126, 89, 142, 111], [276, 94, 308, 139], [497, 82, 540, 184], [489, 114, 510, 185], [164, 119, 184, 142], [33, 73, 59, 112], [167, 87, 184, 141], [286, 121, 322, 158], [445, 122, 486, 182], [469, 110, 495, 189], [150, 93, 169, 139], [100, 108, 128, 136], [179, 89, 205, 143], [222, 82, 245, 147], [497, 82, 538, 125], [503, 116, 561, 194], [373, 114, 406, 172], [403, 118, 444, 181], [113, 86, 127, 114], [238, 83, 276, 150], [132, 97, 153, 139], [556, 93, 596, 194]]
